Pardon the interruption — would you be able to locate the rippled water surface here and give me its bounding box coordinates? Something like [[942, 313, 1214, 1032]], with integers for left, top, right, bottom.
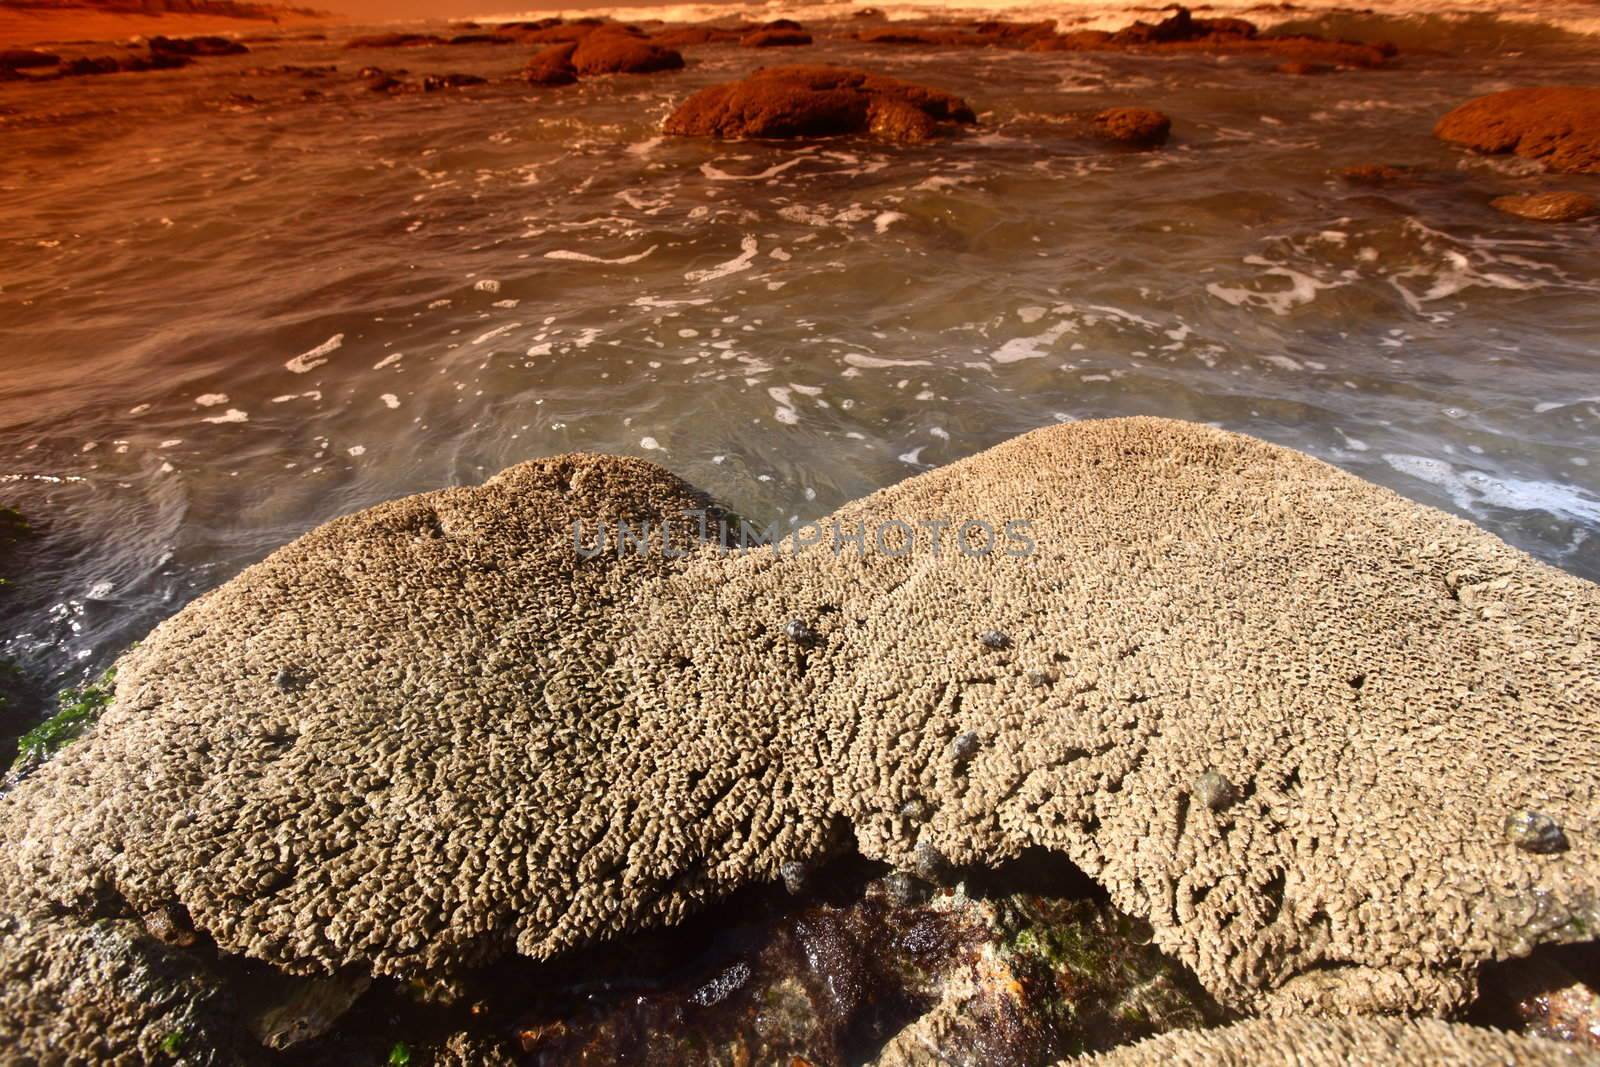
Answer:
[[2, 9, 1598, 730]]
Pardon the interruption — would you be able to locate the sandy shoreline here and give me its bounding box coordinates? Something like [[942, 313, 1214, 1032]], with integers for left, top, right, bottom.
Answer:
[[0, 7, 341, 47]]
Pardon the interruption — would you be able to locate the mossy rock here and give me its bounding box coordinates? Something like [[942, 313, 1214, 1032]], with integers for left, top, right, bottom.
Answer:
[[8, 668, 116, 779]]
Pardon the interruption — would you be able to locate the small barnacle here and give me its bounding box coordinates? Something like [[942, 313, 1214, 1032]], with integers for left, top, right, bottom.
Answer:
[[1194, 769, 1236, 811], [913, 841, 951, 884], [898, 798, 931, 823], [947, 731, 980, 765], [782, 619, 819, 647], [1504, 810, 1568, 854], [779, 859, 810, 895], [881, 870, 931, 908], [979, 630, 1011, 650]]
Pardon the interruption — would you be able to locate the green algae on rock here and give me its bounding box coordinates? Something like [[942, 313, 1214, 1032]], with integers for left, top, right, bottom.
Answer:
[[6, 667, 116, 782], [0, 418, 1597, 1064]]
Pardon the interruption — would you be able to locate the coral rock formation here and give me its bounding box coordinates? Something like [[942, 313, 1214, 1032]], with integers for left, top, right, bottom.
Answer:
[[1, 418, 1597, 1062], [1435, 87, 1600, 175], [664, 65, 976, 142], [1080, 1016, 1597, 1065]]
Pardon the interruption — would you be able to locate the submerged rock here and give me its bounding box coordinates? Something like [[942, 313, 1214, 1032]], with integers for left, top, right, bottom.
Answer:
[[0, 48, 58, 70], [149, 35, 249, 57], [1091, 106, 1172, 147], [344, 33, 446, 49], [1491, 192, 1598, 222], [664, 65, 976, 142], [1, 417, 1597, 1062], [421, 73, 486, 92], [742, 28, 813, 48], [651, 25, 745, 47], [1435, 87, 1600, 175], [1338, 163, 1423, 184]]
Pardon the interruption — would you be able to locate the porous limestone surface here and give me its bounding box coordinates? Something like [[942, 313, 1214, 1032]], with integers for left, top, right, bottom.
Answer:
[[1079, 1015, 1600, 1066], [1, 418, 1595, 1045]]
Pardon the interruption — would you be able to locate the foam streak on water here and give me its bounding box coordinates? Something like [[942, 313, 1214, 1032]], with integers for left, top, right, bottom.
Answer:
[[1, 7, 1598, 716]]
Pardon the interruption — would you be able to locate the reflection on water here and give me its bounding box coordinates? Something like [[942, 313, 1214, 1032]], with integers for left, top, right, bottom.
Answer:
[[1, 12, 1598, 726]]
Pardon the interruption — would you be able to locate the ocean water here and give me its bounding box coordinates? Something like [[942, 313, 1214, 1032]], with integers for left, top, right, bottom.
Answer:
[[1, 4, 1598, 735]]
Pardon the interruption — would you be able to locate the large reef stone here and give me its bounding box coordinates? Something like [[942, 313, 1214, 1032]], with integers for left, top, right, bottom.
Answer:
[[1, 418, 1597, 1056], [663, 65, 976, 142], [1435, 87, 1600, 175], [1079, 1016, 1596, 1065]]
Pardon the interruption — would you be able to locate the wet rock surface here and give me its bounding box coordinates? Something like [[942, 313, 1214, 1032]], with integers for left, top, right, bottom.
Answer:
[[1090, 107, 1172, 148], [1491, 192, 1599, 223], [1435, 87, 1600, 175], [0, 48, 59, 70], [664, 65, 977, 142], [522, 44, 578, 87], [149, 35, 250, 58], [1083, 1015, 1597, 1064], [569, 33, 684, 76]]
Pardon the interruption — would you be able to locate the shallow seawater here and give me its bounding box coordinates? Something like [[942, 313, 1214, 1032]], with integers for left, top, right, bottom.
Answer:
[[1, 8, 1598, 728]]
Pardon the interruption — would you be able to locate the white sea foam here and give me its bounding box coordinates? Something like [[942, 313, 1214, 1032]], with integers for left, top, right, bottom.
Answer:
[[992, 319, 1077, 364], [473, 323, 521, 345], [286, 334, 343, 375], [547, 246, 658, 265], [844, 353, 932, 369], [687, 236, 760, 284], [702, 158, 806, 182], [1385, 454, 1600, 524], [487, 0, 1600, 37]]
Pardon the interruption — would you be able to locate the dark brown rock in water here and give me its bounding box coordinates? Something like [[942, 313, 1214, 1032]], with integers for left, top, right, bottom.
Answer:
[[855, 27, 959, 46], [423, 73, 486, 92], [0, 49, 58, 69], [524, 43, 578, 86], [1029, 29, 1115, 51], [570, 33, 684, 75], [1338, 163, 1420, 184], [651, 25, 743, 47], [1491, 192, 1598, 222], [1092, 107, 1172, 147], [345, 33, 446, 49], [1435, 88, 1600, 174], [664, 65, 976, 142], [1025, 8, 1391, 67], [742, 29, 813, 48], [58, 56, 122, 77], [1278, 60, 1333, 74], [1112, 8, 1238, 44], [149, 35, 249, 57], [448, 33, 513, 45]]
